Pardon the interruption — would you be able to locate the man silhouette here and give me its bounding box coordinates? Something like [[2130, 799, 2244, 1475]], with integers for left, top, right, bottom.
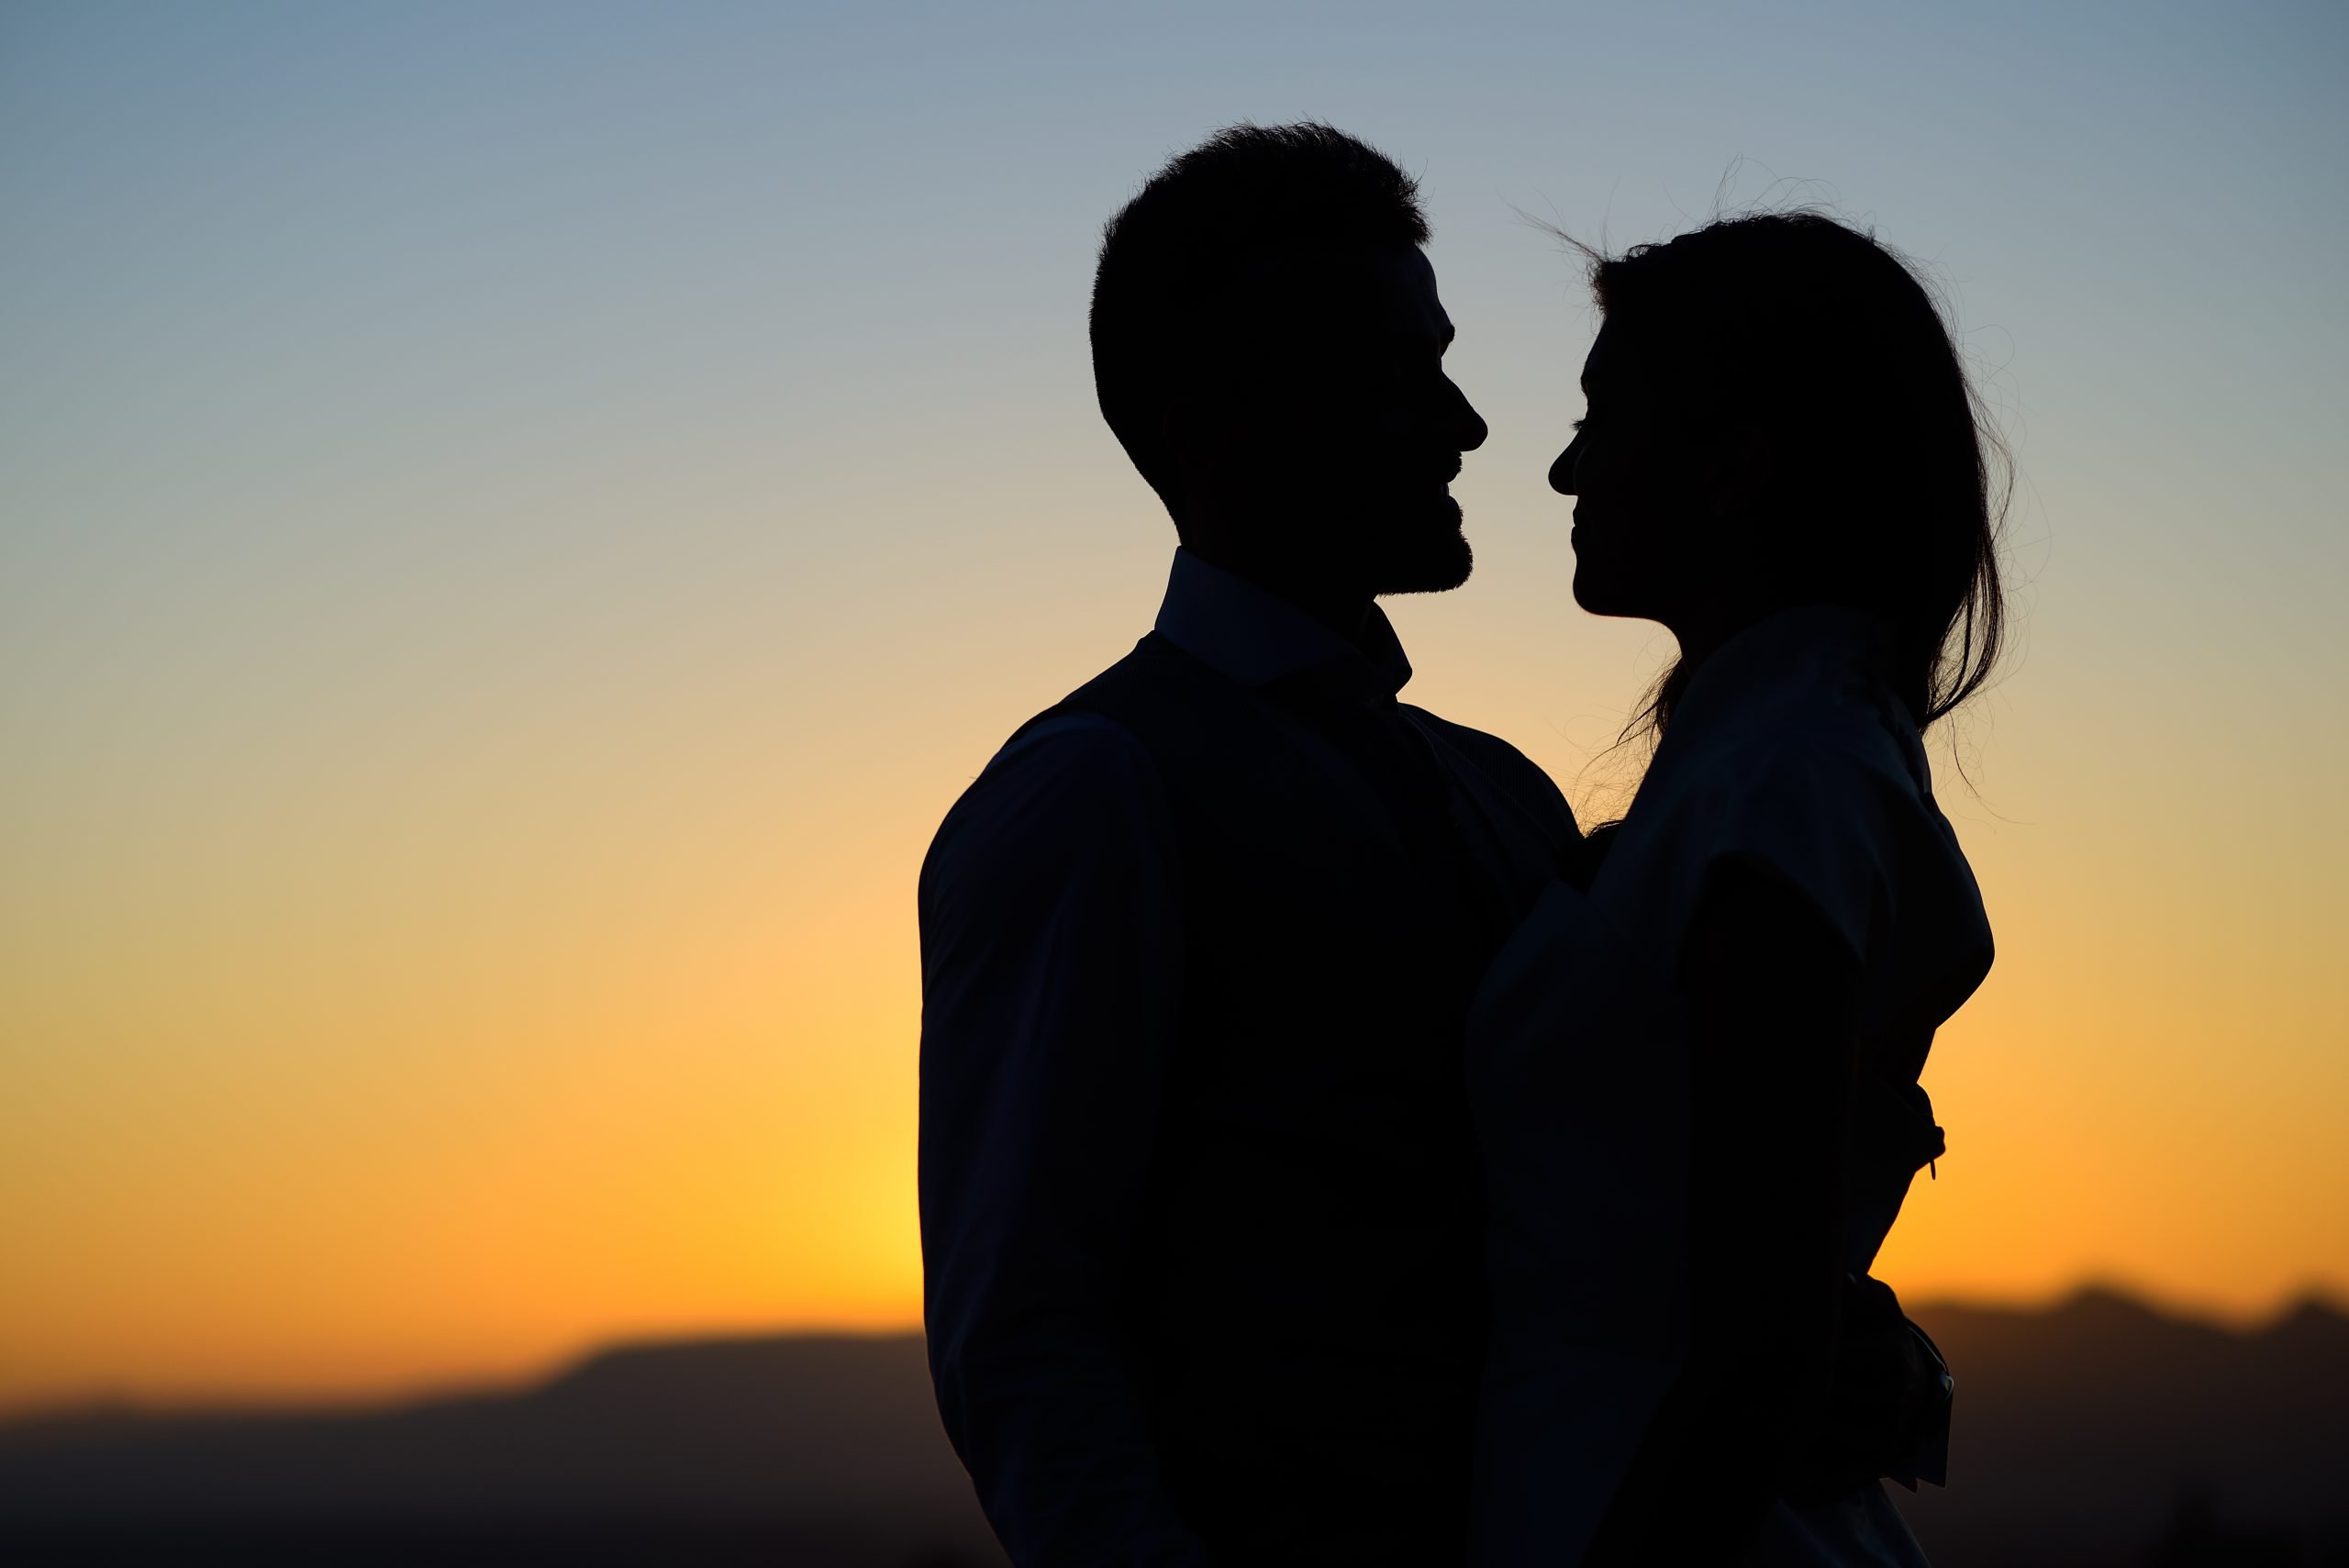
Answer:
[[917, 124, 1577, 1568]]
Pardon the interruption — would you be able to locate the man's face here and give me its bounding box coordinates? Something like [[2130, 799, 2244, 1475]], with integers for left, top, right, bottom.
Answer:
[[1174, 244, 1489, 598]]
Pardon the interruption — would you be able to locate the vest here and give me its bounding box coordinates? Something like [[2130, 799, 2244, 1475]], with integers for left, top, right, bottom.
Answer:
[[1032, 632, 1510, 1566]]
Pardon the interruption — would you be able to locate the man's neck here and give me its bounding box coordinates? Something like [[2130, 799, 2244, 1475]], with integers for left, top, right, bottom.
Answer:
[[1180, 540, 1375, 646]]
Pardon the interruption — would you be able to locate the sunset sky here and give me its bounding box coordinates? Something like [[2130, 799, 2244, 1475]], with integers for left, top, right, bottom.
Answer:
[[5, 0, 2344, 1414]]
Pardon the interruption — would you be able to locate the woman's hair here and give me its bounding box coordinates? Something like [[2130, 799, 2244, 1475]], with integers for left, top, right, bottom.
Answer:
[[1564, 210, 2008, 740]]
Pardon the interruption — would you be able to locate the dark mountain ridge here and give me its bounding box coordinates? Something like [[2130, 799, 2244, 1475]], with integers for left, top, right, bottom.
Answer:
[[1898, 1288, 2349, 1567], [0, 1334, 1000, 1566], [4, 1292, 2343, 1566]]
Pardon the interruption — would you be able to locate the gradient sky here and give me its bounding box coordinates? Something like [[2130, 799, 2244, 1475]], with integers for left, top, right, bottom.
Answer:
[[4, 0, 2344, 1412]]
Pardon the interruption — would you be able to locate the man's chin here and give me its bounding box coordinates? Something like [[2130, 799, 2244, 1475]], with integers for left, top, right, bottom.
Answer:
[[1353, 499, 1456, 595], [1370, 523, 1474, 597]]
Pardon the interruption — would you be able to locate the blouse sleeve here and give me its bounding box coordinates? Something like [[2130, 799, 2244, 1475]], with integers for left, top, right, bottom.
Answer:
[[1668, 734, 1992, 1029], [1680, 740, 1895, 966]]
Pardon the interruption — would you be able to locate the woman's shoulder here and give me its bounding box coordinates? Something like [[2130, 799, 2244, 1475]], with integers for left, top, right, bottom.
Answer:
[[1633, 677, 1925, 851], [1613, 667, 1984, 970]]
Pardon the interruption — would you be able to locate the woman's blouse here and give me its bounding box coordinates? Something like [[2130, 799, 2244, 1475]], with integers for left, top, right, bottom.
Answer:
[[1464, 604, 1994, 1566]]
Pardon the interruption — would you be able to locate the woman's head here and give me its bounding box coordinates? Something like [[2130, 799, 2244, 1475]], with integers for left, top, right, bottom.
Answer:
[[1552, 210, 2006, 731]]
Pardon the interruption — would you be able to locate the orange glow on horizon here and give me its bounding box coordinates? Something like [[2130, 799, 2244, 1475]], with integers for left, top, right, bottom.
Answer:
[[7, 706, 2343, 1416], [6, 1, 2343, 1424]]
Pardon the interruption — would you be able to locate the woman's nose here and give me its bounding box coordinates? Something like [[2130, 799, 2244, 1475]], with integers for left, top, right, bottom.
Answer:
[[1549, 433, 1583, 495]]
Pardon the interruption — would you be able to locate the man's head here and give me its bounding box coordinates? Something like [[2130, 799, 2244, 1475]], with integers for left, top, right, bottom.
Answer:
[[1090, 124, 1488, 606]]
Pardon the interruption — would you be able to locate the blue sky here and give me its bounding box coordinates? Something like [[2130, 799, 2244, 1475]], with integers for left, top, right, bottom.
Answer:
[[3, 0, 2344, 1402]]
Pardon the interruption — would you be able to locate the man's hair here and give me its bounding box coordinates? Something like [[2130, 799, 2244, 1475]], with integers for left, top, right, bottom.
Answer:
[[1089, 123, 1430, 511]]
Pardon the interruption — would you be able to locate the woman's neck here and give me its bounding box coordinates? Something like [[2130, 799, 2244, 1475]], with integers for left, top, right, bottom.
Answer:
[[1664, 589, 1792, 688]]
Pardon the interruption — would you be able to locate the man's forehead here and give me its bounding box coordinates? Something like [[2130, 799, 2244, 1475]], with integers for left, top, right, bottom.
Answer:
[[1227, 242, 1451, 338]]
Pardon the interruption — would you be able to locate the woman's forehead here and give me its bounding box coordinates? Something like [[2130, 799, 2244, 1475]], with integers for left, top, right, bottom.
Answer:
[[1583, 317, 1686, 396]]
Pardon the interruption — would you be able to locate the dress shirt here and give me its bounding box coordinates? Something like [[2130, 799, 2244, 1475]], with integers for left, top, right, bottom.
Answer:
[[918, 548, 1577, 1568]]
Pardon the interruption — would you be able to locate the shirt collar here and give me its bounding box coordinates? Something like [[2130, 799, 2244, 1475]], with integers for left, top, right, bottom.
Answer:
[[1152, 547, 1414, 699], [1669, 602, 1902, 737]]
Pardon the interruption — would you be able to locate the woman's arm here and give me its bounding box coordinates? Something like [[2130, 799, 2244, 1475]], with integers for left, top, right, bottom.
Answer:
[[1584, 859, 1864, 1566]]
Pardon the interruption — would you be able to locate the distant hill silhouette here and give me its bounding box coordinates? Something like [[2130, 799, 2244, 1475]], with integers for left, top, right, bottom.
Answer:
[[0, 1334, 1002, 1566], [2, 1292, 2343, 1565], [1902, 1289, 2349, 1567]]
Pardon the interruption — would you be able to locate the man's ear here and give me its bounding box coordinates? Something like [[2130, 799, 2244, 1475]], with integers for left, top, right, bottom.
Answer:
[[1158, 390, 1224, 511], [1157, 395, 1192, 477]]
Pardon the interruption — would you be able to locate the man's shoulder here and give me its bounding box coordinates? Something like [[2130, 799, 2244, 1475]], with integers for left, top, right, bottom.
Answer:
[[1401, 706, 1582, 862], [952, 637, 1191, 795], [938, 710, 1157, 843], [1052, 632, 1240, 728], [920, 708, 1169, 919], [1397, 705, 1530, 755], [1401, 706, 1575, 817]]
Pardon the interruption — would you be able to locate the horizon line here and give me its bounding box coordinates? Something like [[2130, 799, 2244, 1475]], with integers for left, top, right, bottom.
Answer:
[[6, 1275, 2343, 1426]]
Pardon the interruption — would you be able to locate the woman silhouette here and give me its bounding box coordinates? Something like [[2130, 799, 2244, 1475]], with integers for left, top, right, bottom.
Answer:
[[1467, 212, 2007, 1566]]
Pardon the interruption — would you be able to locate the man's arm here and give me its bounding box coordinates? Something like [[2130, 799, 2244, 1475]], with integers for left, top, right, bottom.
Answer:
[[918, 715, 1206, 1568]]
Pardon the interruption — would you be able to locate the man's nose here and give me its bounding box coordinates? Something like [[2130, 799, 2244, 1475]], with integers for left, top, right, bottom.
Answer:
[[1445, 376, 1489, 453]]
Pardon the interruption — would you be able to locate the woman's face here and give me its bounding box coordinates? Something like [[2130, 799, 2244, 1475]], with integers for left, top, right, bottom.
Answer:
[[1549, 318, 1741, 628]]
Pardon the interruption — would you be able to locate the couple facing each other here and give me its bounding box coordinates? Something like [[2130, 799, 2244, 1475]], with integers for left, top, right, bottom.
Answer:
[[918, 122, 2002, 1568]]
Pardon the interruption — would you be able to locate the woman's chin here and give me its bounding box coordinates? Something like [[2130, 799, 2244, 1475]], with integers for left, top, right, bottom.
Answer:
[[1571, 566, 1642, 619]]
